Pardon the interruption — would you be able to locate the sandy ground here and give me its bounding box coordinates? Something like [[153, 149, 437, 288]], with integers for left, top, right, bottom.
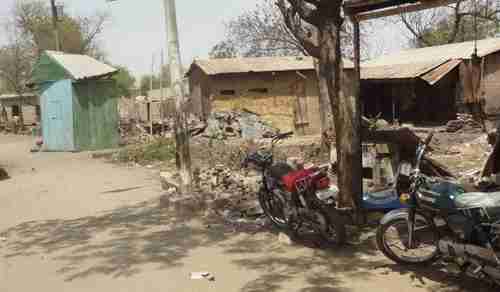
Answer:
[[0, 134, 495, 292]]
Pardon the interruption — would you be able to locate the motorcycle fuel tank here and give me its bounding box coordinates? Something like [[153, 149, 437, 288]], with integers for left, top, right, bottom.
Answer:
[[362, 188, 405, 210], [418, 180, 465, 211]]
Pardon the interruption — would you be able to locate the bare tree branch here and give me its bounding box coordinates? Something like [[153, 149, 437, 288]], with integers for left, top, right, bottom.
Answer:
[[277, 0, 320, 56]]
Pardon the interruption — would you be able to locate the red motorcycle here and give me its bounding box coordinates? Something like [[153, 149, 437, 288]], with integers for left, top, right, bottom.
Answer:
[[242, 132, 346, 245]]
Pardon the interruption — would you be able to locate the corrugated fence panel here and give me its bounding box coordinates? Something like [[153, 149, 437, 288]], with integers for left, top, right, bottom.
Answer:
[[91, 80, 119, 150], [73, 82, 92, 150], [40, 79, 75, 151]]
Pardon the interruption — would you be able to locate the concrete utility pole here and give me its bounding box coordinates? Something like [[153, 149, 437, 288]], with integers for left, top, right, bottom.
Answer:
[[160, 49, 166, 134], [149, 53, 154, 135], [164, 0, 193, 193], [50, 0, 61, 51]]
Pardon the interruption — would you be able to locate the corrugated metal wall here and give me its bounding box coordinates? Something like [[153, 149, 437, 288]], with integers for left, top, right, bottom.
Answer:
[[40, 80, 75, 151], [73, 80, 119, 151]]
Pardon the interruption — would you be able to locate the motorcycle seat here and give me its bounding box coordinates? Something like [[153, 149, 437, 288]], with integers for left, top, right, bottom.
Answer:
[[454, 192, 500, 219]]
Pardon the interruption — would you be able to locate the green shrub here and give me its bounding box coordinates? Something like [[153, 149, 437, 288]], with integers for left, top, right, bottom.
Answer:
[[116, 138, 176, 164]]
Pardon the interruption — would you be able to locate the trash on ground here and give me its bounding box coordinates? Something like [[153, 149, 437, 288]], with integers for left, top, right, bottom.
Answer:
[[190, 272, 215, 281]]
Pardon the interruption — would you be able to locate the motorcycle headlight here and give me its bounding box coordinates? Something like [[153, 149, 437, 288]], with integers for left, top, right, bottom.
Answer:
[[400, 193, 411, 205]]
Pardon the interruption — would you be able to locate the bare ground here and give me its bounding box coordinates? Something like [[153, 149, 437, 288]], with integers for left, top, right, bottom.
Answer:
[[0, 134, 495, 292]]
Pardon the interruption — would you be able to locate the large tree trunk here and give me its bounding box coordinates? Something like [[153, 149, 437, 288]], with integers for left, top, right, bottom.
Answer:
[[319, 18, 362, 211], [315, 61, 331, 134]]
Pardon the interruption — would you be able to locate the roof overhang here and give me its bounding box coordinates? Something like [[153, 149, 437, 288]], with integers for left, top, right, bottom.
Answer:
[[344, 0, 460, 21]]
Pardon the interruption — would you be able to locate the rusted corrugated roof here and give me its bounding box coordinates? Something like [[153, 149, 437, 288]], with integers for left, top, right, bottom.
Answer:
[[361, 60, 446, 80], [46, 51, 118, 80], [362, 38, 500, 82], [420, 59, 462, 85], [188, 56, 354, 76]]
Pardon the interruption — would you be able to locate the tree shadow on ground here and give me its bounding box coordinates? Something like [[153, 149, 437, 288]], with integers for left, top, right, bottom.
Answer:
[[0, 197, 497, 291], [227, 231, 381, 292], [1, 196, 232, 281], [378, 262, 497, 292]]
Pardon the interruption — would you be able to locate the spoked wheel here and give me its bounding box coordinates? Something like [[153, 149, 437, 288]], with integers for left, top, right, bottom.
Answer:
[[294, 208, 346, 246], [258, 187, 288, 229], [376, 216, 439, 265], [311, 208, 346, 246]]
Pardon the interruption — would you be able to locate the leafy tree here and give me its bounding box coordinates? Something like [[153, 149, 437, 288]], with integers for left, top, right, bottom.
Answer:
[[14, 0, 109, 58], [209, 41, 238, 59], [139, 65, 173, 96], [0, 24, 32, 96], [396, 0, 499, 48], [112, 66, 136, 97], [0, 0, 110, 123], [139, 75, 162, 96]]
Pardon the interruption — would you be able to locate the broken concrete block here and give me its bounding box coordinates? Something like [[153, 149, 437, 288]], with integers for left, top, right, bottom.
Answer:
[[278, 232, 293, 246], [163, 195, 207, 215], [244, 200, 264, 216], [160, 172, 180, 191]]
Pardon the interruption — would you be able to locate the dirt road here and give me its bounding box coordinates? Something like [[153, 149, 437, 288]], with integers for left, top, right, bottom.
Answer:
[[0, 135, 492, 292]]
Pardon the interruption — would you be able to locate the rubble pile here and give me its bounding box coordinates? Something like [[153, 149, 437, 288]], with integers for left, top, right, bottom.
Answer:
[[161, 164, 263, 217], [197, 165, 263, 215], [203, 111, 278, 140], [446, 114, 483, 133], [118, 111, 277, 145]]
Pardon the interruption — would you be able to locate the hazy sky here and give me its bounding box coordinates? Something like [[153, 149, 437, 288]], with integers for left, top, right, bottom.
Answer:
[[0, 0, 406, 78]]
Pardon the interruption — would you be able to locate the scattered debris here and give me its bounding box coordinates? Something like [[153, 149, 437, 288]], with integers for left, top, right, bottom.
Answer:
[[446, 113, 483, 133], [0, 167, 8, 181], [190, 272, 215, 281], [203, 111, 278, 140], [160, 171, 180, 192], [278, 232, 293, 246]]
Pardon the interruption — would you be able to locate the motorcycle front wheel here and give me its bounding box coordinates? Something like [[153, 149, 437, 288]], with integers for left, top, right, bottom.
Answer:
[[376, 216, 439, 265], [258, 187, 288, 229]]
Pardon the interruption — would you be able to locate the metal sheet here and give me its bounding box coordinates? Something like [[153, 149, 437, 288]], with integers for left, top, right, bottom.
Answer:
[[420, 59, 462, 85], [362, 38, 500, 80], [188, 56, 354, 76], [41, 80, 75, 152], [46, 51, 118, 80], [361, 60, 447, 80]]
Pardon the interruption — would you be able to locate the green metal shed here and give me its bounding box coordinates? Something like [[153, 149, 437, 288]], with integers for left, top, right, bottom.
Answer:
[[32, 51, 120, 152]]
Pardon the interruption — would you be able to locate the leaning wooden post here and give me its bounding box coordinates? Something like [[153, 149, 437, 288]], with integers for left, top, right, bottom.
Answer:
[[352, 17, 364, 222], [164, 0, 193, 193]]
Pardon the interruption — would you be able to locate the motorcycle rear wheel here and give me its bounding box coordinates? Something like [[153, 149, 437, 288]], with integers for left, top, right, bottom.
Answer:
[[317, 207, 347, 246]]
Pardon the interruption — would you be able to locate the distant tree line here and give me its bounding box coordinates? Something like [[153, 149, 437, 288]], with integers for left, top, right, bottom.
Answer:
[[0, 1, 135, 98]]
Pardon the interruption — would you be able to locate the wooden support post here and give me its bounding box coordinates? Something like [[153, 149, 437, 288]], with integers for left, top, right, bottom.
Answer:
[[352, 18, 364, 223]]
